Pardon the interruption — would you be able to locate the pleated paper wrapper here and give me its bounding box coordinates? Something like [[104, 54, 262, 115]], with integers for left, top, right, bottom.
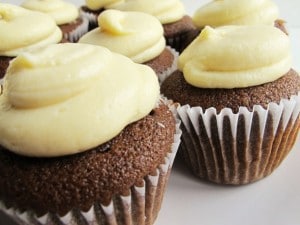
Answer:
[[177, 95, 300, 185]]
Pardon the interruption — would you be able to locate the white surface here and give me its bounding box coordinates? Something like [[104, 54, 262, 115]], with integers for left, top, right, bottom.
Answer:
[[0, 1, 299, 225]]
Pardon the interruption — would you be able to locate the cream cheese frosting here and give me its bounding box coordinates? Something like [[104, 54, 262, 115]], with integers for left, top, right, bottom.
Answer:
[[79, 10, 165, 63], [108, 0, 185, 24], [193, 0, 279, 28], [21, 0, 79, 25], [0, 43, 159, 157], [85, 0, 124, 10], [0, 3, 62, 57], [179, 25, 291, 89]]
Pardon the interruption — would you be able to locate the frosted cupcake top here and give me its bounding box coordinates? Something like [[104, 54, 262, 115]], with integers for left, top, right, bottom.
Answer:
[[0, 3, 62, 57], [85, 0, 124, 10], [193, 0, 279, 28], [179, 25, 291, 89], [21, 0, 79, 25], [79, 10, 165, 63], [108, 0, 185, 24], [0, 43, 159, 157]]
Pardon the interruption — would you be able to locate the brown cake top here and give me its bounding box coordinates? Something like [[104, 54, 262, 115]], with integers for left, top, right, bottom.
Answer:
[[163, 15, 196, 38], [0, 103, 175, 216], [144, 47, 175, 75], [161, 69, 300, 113]]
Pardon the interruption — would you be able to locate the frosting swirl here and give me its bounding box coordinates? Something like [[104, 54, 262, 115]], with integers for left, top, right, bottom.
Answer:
[[21, 0, 79, 25], [85, 0, 124, 10], [0, 3, 62, 57], [79, 10, 165, 63], [109, 0, 185, 24], [0, 43, 159, 157], [193, 0, 279, 28], [179, 25, 291, 88]]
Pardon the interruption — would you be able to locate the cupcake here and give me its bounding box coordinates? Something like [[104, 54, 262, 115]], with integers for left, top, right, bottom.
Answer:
[[0, 43, 181, 225], [108, 0, 196, 52], [79, 10, 178, 83], [80, 0, 124, 30], [161, 25, 300, 185], [181, 0, 286, 52], [0, 3, 62, 79], [21, 0, 89, 42]]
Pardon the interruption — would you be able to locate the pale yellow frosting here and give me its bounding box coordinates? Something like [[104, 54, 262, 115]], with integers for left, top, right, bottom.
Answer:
[[179, 25, 291, 89], [0, 3, 62, 57], [85, 0, 124, 10], [193, 0, 279, 28], [21, 0, 79, 25], [79, 10, 165, 63], [0, 43, 159, 157], [109, 0, 185, 24]]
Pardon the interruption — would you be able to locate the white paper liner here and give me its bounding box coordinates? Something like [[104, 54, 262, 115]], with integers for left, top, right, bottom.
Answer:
[[63, 17, 89, 43], [156, 46, 179, 84], [79, 8, 99, 30], [177, 94, 300, 185], [0, 101, 181, 225]]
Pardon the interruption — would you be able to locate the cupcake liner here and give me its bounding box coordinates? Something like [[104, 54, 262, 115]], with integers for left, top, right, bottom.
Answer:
[[0, 102, 181, 225], [157, 46, 178, 84], [177, 94, 300, 185], [63, 17, 89, 43], [79, 9, 100, 31]]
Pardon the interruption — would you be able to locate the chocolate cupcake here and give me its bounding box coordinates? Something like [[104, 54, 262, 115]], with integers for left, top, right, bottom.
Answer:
[[161, 25, 300, 185], [107, 0, 196, 52], [0, 43, 181, 225], [0, 3, 62, 79], [180, 0, 286, 52], [21, 0, 88, 42], [79, 10, 178, 83]]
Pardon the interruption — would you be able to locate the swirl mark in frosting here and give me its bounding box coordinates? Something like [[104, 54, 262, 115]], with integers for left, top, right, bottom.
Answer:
[[0, 43, 159, 157], [179, 25, 291, 88]]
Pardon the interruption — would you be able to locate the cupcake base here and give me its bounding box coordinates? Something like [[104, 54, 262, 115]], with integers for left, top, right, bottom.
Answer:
[[60, 17, 89, 43]]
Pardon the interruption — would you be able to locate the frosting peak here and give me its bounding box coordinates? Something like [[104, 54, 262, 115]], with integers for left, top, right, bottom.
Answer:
[[85, 0, 124, 10], [0, 43, 159, 157], [193, 0, 279, 28], [0, 3, 62, 57], [21, 0, 79, 25], [108, 0, 185, 24], [79, 10, 165, 63], [179, 25, 291, 88]]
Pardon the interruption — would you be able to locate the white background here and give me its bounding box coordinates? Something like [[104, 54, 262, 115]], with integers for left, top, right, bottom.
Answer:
[[0, 1, 299, 225]]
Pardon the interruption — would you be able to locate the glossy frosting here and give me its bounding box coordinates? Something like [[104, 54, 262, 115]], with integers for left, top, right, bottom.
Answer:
[[0, 43, 159, 157], [193, 0, 279, 28], [109, 0, 185, 24], [0, 3, 62, 57], [79, 10, 165, 63], [179, 25, 291, 88], [21, 0, 79, 25], [85, 0, 124, 10]]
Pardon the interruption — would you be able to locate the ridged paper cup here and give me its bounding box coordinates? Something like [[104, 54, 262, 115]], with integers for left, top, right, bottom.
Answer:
[[0, 102, 181, 225], [63, 17, 89, 43], [177, 95, 300, 185]]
